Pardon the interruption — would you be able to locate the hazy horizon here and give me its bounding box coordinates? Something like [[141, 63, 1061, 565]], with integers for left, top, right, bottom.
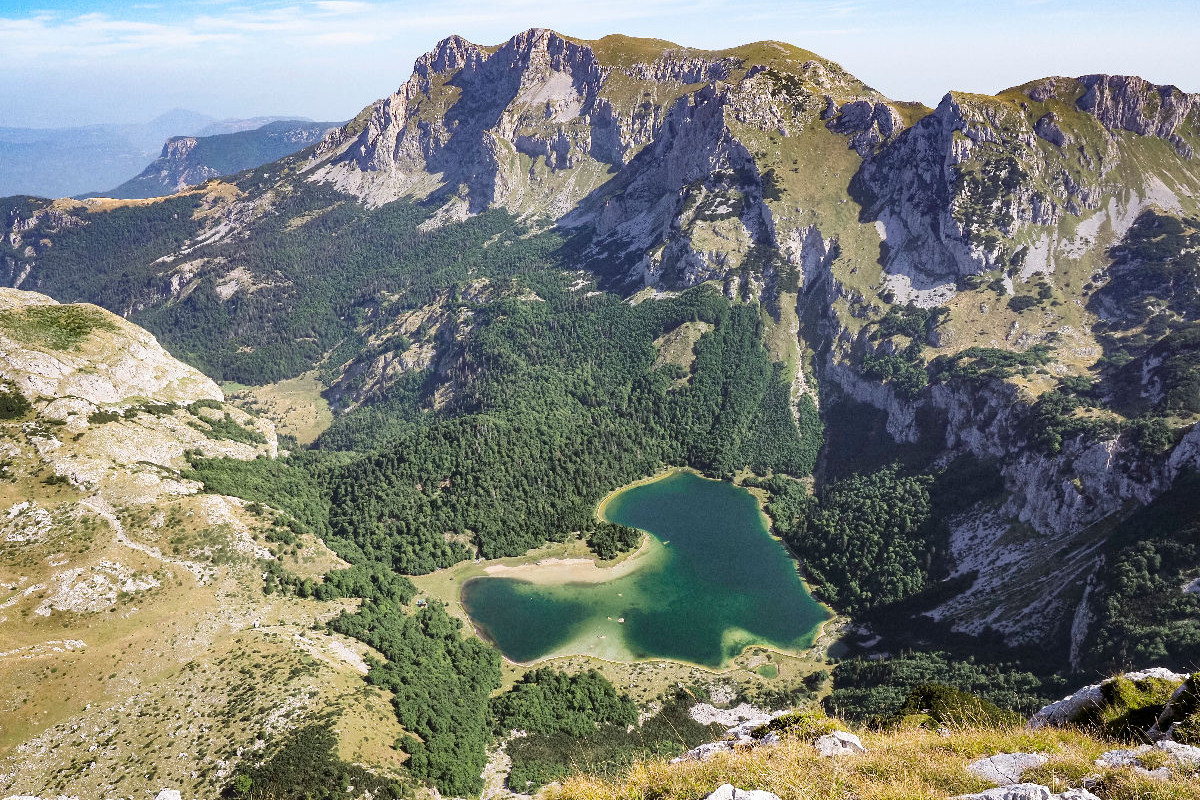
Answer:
[[2, 0, 1198, 129]]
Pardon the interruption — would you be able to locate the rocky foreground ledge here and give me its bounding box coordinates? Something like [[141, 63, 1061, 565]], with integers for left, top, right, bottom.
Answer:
[[552, 668, 1200, 800]]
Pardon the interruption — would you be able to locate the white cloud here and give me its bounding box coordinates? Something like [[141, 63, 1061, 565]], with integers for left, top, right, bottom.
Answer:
[[313, 1, 375, 12], [0, 0, 1196, 127], [0, 0, 876, 67]]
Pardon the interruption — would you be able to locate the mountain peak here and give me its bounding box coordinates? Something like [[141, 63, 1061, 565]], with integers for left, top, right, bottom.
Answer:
[[309, 30, 891, 212]]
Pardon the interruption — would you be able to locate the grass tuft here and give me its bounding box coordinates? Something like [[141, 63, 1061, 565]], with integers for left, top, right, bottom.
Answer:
[[550, 723, 1200, 800]]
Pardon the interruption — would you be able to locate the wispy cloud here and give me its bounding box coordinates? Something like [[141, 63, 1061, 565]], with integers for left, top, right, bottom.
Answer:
[[0, 0, 877, 65], [0, 0, 1195, 128]]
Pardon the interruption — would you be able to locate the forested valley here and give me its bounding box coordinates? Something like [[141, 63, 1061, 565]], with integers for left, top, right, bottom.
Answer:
[[13, 167, 1197, 799]]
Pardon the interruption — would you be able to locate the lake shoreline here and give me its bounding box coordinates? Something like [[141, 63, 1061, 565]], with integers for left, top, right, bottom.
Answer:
[[477, 535, 656, 585], [465, 471, 830, 667], [594, 465, 703, 524]]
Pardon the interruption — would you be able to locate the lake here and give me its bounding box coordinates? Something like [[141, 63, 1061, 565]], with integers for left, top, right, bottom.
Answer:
[[459, 471, 830, 667]]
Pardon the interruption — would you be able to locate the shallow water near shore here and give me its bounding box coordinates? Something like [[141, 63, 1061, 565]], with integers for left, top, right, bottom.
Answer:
[[460, 471, 829, 667]]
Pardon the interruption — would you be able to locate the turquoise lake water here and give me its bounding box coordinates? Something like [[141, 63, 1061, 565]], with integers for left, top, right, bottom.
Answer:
[[459, 471, 829, 667]]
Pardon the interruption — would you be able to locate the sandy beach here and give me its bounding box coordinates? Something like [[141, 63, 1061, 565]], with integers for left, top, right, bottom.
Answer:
[[481, 537, 655, 585]]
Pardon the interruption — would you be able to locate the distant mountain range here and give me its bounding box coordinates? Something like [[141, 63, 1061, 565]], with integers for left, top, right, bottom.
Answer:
[[0, 109, 325, 198], [103, 120, 340, 199]]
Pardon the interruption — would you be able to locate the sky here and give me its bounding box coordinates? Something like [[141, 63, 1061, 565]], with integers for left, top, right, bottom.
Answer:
[[1, 0, 1198, 128]]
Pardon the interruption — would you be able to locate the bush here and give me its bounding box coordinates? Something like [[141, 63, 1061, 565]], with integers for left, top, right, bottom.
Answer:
[[0, 385, 31, 420], [753, 708, 838, 741], [1126, 415, 1173, 453], [1008, 295, 1039, 312], [890, 683, 1022, 728], [1078, 675, 1183, 740]]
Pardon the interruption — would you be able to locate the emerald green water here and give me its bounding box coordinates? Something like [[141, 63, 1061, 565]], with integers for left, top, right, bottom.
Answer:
[[460, 471, 830, 668]]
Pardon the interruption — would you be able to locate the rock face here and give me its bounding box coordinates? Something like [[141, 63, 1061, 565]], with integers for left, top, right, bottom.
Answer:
[[1075, 74, 1200, 158], [307, 28, 897, 297], [854, 75, 1200, 293], [308, 30, 1200, 306]]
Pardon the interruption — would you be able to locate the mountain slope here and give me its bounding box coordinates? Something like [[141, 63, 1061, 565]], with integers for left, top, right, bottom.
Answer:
[[0, 289, 409, 799], [0, 29, 1199, 797]]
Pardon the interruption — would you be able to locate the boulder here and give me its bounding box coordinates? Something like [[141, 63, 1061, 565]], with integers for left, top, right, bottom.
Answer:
[[967, 753, 1050, 785], [672, 740, 736, 762], [814, 731, 866, 757], [703, 785, 781, 800], [1028, 668, 1186, 730], [154, 791, 182, 800]]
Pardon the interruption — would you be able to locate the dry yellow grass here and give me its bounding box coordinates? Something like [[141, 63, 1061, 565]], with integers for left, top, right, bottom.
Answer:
[[225, 371, 333, 445], [551, 723, 1200, 800]]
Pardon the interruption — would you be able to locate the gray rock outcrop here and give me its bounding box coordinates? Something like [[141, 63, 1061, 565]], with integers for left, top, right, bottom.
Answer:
[[814, 731, 866, 757], [672, 706, 782, 762], [953, 786, 1098, 800], [1095, 739, 1200, 779], [1028, 668, 1186, 730], [967, 753, 1050, 786], [0, 288, 222, 407], [703, 785, 780, 800]]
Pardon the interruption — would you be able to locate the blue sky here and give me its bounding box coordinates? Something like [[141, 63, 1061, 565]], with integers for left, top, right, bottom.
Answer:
[[1, 0, 1197, 127]]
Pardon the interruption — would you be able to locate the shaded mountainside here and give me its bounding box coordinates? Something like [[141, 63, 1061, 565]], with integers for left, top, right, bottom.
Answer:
[[106, 119, 341, 199], [1, 27, 1200, 799]]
